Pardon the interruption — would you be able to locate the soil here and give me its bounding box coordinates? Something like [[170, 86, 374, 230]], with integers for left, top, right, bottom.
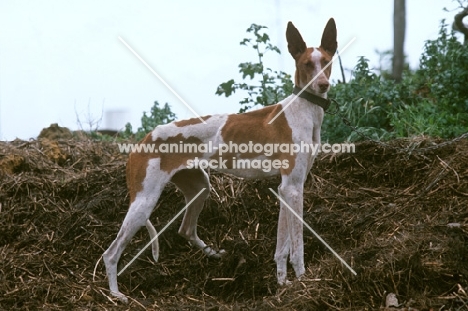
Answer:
[[0, 137, 467, 310]]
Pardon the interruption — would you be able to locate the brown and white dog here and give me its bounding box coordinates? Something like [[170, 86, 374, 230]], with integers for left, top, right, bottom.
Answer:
[[103, 19, 337, 302]]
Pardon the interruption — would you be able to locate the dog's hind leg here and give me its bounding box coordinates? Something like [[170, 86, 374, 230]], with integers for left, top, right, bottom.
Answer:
[[103, 194, 162, 302], [103, 159, 169, 303], [171, 169, 225, 258]]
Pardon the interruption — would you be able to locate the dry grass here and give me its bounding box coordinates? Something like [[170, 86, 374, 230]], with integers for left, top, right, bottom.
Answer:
[[1, 138, 467, 310]]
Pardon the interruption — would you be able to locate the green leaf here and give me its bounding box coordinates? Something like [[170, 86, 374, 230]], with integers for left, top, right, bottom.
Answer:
[[215, 79, 236, 97]]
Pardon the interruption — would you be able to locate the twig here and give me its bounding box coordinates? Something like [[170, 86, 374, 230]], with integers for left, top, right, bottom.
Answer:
[[93, 256, 102, 282]]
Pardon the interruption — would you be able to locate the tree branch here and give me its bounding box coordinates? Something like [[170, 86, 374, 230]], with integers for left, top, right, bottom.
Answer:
[[453, 7, 468, 45]]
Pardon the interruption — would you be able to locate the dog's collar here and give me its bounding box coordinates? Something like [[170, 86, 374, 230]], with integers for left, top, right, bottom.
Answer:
[[292, 86, 330, 111]]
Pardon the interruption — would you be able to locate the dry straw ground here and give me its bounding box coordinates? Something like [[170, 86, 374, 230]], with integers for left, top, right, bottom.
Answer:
[[0, 137, 467, 310]]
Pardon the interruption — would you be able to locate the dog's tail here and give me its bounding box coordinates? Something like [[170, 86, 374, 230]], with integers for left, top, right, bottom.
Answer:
[[145, 219, 159, 262]]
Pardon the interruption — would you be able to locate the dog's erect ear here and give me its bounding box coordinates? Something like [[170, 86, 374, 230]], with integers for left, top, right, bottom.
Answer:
[[320, 18, 337, 56], [286, 22, 307, 60]]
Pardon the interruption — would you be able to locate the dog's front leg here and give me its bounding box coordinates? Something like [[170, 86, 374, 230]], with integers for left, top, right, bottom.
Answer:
[[278, 181, 305, 282], [274, 192, 291, 285]]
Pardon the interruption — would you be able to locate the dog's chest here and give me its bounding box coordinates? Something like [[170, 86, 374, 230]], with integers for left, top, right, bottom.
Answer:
[[283, 97, 324, 143]]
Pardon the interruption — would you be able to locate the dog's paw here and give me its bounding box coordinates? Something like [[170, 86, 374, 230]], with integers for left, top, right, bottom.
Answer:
[[276, 269, 290, 286], [213, 249, 227, 259], [277, 279, 292, 286], [203, 246, 226, 259], [110, 291, 128, 304]]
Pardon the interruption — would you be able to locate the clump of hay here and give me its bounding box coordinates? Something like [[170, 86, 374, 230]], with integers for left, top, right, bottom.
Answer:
[[0, 137, 467, 310], [38, 123, 74, 140]]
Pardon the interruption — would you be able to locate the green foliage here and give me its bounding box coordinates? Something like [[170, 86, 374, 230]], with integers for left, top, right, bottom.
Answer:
[[323, 56, 409, 142], [391, 101, 451, 137], [419, 22, 468, 109], [216, 24, 293, 113], [390, 21, 468, 139], [324, 21, 468, 142], [123, 101, 176, 141]]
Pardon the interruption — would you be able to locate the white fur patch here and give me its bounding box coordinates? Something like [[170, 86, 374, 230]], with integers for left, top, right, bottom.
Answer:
[[310, 49, 322, 68]]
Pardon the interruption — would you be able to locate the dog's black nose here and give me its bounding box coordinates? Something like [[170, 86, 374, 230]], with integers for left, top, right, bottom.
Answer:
[[318, 82, 330, 92]]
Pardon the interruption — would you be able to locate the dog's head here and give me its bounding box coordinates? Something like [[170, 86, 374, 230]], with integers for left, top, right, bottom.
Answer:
[[286, 18, 337, 96]]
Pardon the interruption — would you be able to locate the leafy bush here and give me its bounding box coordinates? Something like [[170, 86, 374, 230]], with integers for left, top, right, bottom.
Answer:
[[215, 24, 293, 113], [124, 101, 176, 141], [391, 101, 448, 137], [323, 57, 407, 142], [398, 21, 468, 138], [324, 21, 468, 142]]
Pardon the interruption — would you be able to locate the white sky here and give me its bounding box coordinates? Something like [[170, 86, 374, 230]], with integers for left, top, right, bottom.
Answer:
[[0, 0, 458, 140]]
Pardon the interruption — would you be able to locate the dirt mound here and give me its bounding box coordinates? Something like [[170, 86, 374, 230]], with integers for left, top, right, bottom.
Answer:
[[0, 138, 467, 310], [37, 123, 120, 141], [38, 123, 74, 140]]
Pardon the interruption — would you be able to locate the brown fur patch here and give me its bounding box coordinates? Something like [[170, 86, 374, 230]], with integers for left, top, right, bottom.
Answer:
[[174, 115, 212, 127], [126, 132, 204, 202], [215, 104, 295, 174]]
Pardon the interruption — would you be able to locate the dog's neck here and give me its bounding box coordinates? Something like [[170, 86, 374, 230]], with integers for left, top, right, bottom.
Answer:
[[292, 86, 331, 111]]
